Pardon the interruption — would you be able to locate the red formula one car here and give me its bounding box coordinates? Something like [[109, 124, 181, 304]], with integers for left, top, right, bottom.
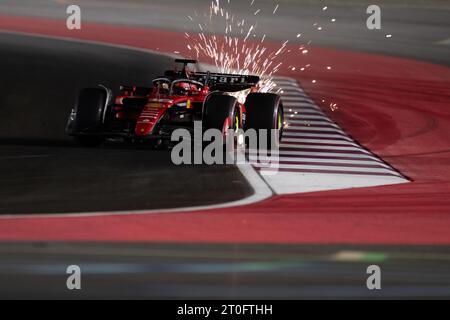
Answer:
[[66, 59, 284, 147]]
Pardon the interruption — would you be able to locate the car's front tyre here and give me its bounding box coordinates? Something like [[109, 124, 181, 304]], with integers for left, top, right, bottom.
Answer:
[[69, 87, 111, 147]]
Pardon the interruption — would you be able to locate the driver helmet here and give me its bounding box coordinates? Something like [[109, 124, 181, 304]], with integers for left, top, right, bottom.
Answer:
[[173, 82, 191, 96]]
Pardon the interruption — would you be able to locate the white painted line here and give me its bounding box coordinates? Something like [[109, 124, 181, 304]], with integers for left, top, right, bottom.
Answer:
[[273, 79, 299, 85], [281, 143, 371, 154], [252, 163, 399, 175], [286, 112, 327, 119], [281, 93, 311, 99], [280, 89, 303, 93], [277, 84, 304, 90], [285, 114, 333, 122], [286, 109, 324, 116], [281, 90, 307, 95], [286, 114, 332, 121], [280, 93, 312, 98], [287, 120, 340, 127], [285, 106, 324, 113], [284, 101, 320, 106], [282, 97, 315, 103], [285, 126, 345, 133], [279, 144, 369, 153], [249, 155, 392, 168], [282, 138, 358, 146], [283, 96, 312, 101], [275, 81, 301, 86], [279, 87, 304, 92], [281, 93, 310, 99], [254, 150, 383, 161], [283, 132, 353, 140]]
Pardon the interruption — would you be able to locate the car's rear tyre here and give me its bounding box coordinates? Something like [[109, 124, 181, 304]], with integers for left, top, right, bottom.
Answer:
[[245, 93, 284, 149], [202, 93, 240, 134], [72, 87, 108, 147]]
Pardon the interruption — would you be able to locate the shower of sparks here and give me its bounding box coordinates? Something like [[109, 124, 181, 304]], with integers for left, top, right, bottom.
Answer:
[[183, 1, 335, 94], [184, 0, 290, 92], [273, 4, 279, 14]]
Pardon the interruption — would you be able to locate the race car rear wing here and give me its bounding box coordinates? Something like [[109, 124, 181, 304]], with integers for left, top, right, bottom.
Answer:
[[191, 72, 260, 92]]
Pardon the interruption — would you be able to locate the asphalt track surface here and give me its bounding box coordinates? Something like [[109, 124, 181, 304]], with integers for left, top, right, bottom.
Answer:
[[0, 0, 449, 299], [0, 33, 251, 214]]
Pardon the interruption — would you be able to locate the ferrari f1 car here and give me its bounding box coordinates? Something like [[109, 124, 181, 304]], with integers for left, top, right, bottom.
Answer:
[[66, 59, 284, 147]]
